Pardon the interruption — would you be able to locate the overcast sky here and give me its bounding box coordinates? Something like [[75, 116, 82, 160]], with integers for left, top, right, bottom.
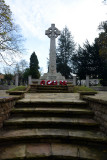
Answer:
[[4, 0, 107, 73]]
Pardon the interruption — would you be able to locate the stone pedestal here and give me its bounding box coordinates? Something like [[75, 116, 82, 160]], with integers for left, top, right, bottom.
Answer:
[[40, 72, 65, 81]]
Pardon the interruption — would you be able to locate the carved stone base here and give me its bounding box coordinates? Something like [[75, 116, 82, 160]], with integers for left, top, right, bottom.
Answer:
[[40, 72, 65, 81]]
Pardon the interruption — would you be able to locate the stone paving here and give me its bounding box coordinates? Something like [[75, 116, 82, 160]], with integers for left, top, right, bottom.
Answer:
[[87, 91, 107, 101], [23, 93, 81, 102], [0, 90, 107, 102]]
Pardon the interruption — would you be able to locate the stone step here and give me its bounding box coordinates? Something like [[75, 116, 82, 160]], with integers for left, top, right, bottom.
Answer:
[[30, 87, 67, 90], [36, 88, 68, 91], [37, 87, 68, 90], [0, 129, 107, 146], [36, 87, 67, 91], [1, 97, 107, 160], [11, 108, 94, 118], [0, 142, 107, 160], [30, 85, 68, 88], [29, 85, 69, 93], [15, 101, 88, 109], [4, 117, 99, 130], [29, 90, 69, 93]]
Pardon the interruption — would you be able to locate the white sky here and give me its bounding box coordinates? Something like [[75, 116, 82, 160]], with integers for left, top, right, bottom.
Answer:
[[3, 0, 107, 73]]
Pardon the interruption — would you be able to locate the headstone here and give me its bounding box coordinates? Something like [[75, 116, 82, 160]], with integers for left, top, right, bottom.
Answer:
[[40, 24, 65, 81], [73, 76, 76, 85], [28, 75, 32, 85], [86, 75, 89, 87], [15, 75, 18, 86]]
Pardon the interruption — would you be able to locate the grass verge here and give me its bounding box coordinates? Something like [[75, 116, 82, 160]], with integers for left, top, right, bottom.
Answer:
[[8, 85, 95, 93], [73, 86, 95, 93], [8, 86, 27, 92]]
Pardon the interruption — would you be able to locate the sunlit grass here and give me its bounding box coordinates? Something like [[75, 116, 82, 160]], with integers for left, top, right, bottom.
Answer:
[[73, 86, 95, 92], [8, 86, 27, 91], [8, 85, 95, 93]]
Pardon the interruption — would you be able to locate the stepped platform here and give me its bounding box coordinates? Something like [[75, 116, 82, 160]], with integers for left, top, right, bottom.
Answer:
[[28, 84, 73, 93], [0, 93, 107, 159]]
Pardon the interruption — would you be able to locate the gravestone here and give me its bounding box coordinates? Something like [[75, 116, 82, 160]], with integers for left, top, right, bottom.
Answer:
[[73, 76, 76, 85], [28, 75, 32, 85], [40, 24, 65, 81], [86, 75, 89, 87], [15, 75, 18, 86]]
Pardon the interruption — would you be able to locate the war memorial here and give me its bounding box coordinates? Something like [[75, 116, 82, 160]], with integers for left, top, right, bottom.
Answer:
[[0, 24, 107, 160], [40, 24, 65, 81]]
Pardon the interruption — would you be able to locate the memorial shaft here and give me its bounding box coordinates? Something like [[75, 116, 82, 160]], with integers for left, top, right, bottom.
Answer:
[[50, 37, 56, 73], [45, 24, 60, 74]]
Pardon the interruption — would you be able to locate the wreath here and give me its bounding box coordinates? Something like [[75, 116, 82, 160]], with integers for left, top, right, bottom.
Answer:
[[40, 80, 45, 85], [47, 80, 52, 85], [51, 80, 57, 85], [60, 80, 67, 85]]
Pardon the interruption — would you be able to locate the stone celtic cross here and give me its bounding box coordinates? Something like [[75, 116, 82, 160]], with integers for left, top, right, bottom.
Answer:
[[45, 24, 60, 74]]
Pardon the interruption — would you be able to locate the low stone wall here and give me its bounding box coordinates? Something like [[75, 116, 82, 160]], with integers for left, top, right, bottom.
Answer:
[[0, 96, 22, 129], [83, 96, 107, 135]]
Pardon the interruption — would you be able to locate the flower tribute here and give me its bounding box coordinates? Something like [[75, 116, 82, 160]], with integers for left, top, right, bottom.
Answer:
[[40, 80, 67, 85]]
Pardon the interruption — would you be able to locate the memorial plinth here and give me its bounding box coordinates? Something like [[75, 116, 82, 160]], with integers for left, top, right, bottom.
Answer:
[[40, 24, 65, 81]]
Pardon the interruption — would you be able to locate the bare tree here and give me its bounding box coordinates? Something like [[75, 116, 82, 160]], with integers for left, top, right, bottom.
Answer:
[[0, 0, 24, 65]]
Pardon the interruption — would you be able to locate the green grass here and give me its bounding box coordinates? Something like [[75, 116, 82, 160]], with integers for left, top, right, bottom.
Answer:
[[73, 86, 95, 93], [8, 85, 95, 93], [8, 86, 27, 92]]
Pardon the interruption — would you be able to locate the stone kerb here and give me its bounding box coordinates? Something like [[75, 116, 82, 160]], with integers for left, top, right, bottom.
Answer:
[[79, 91, 97, 100]]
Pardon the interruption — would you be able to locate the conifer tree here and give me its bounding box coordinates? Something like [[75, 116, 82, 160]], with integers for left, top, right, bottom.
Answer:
[[56, 26, 75, 79], [96, 21, 107, 59], [30, 52, 40, 79], [72, 41, 104, 80]]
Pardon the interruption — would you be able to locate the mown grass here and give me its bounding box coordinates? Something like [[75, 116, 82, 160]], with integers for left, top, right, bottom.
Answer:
[[8, 86, 27, 91], [8, 85, 95, 93], [73, 86, 95, 93]]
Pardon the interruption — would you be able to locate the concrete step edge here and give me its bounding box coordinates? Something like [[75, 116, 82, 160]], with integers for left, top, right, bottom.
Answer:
[[0, 129, 107, 145], [0, 143, 107, 160]]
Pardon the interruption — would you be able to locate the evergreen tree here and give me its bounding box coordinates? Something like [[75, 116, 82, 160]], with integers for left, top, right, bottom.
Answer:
[[96, 21, 107, 85], [30, 52, 40, 79], [56, 26, 75, 79], [23, 68, 30, 83], [96, 21, 107, 59], [72, 41, 103, 80]]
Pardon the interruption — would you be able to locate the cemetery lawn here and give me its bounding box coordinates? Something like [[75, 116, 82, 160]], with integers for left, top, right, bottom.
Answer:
[[73, 86, 95, 92], [8, 86, 27, 91]]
